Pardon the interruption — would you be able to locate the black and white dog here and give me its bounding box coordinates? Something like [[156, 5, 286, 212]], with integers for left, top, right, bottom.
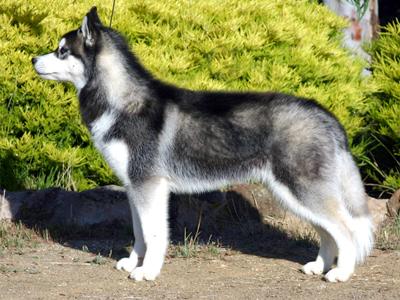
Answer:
[[32, 7, 373, 282]]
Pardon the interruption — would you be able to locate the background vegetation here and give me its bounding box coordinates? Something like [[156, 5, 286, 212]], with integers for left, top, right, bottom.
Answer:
[[361, 20, 400, 196], [0, 0, 398, 196]]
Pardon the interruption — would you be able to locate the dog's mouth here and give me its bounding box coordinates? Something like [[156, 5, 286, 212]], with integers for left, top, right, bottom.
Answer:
[[37, 72, 55, 76], [35, 70, 59, 78]]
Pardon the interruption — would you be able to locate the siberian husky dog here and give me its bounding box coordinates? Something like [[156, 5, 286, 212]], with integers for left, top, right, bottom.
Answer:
[[32, 7, 373, 282]]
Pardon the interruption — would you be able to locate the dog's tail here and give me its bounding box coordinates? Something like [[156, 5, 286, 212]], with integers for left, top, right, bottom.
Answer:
[[351, 215, 374, 264], [340, 151, 374, 264]]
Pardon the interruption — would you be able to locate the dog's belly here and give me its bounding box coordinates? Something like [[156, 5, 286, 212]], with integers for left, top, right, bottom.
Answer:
[[168, 176, 235, 194]]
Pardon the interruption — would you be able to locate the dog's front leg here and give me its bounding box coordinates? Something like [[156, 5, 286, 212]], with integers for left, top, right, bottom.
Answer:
[[120, 177, 170, 281], [116, 197, 146, 273]]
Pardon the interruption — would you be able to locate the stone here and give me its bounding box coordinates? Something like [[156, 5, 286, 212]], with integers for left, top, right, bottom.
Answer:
[[0, 185, 130, 227], [387, 189, 400, 218], [367, 196, 389, 231]]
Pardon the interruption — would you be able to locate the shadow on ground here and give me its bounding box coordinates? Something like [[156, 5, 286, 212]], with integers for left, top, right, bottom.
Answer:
[[6, 184, 318, 266]]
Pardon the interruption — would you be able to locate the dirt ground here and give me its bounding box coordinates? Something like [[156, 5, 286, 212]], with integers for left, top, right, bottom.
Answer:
[[1, 185, 399, 299], [0, 239, 399, 300]]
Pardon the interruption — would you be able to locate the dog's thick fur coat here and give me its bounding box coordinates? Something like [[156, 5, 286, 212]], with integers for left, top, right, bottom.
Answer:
[[33, 7, 373, 282]]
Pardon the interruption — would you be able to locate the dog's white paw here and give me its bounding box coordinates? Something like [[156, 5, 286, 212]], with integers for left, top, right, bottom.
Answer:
[[116, 257, 138, 273], [324, 267, 352, 282], [129, 266, 160, 281], [302, 261, 325, 275]]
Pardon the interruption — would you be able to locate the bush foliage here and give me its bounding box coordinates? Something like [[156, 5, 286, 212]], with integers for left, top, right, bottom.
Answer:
[[0, 0, 397, 194], [361, 20, 400, 195]]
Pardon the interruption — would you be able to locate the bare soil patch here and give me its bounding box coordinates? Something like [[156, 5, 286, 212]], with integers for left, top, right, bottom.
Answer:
[[0, 236, 399, 300], [1, 185, 398, 299]]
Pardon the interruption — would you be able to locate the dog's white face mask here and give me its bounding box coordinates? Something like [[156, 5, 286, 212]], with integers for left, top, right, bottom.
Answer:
[[33, 37, 87, 91]]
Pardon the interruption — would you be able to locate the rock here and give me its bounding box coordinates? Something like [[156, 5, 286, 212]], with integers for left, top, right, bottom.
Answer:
[[387, 189, 400, 218], [0, 185, 131, 227], [367, 196, 389, 231]]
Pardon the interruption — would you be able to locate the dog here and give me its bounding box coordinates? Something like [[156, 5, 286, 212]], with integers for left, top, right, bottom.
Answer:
[[32, 7, 373, 282]]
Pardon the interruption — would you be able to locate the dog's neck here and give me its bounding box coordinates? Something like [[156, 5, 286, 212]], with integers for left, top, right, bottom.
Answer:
[[78, 44, 153, 125], [95, 46, 149, 110]]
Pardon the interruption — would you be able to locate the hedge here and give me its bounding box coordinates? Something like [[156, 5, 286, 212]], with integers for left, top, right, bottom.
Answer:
[[361, 20, 400, 195]]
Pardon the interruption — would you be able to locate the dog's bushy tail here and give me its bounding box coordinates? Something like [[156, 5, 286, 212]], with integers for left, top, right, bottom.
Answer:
[[340, 151, 374, 264], [352, 216, 374, 264]]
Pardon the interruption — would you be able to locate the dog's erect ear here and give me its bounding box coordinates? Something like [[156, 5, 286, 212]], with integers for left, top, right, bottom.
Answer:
[[87, 7, 103, 26], [80, 7, 103, 47]]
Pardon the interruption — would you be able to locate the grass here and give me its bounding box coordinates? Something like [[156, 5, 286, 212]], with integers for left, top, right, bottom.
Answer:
[[362, 20, 400, 196], [90, 253, 108, 265], [0, 221, 41, 255], [171, 209, 225, 259], [375, 216, 400, 250], [172, 228, 201, 258]]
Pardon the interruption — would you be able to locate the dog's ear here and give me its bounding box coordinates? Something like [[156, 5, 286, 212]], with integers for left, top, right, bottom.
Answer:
[[80, 7, 103, 47], [87, 7, 103, 27]]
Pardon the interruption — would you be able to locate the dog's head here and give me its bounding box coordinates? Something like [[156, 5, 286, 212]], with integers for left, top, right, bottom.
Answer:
[[32, 7, 104, 90]]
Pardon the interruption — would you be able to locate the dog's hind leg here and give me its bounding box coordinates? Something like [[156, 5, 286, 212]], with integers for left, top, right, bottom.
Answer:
[[322, 152, 373, 282], [302, 225, 337, 275], [294, 192, 358, 282], [128, 177, 170, 281], [293, 196, 357, 282], [321, 220, 357, 282], [301, 217, 358, 282], [261, 169, 358, 282]]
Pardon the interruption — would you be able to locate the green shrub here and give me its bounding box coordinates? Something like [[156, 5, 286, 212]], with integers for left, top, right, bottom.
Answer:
[[361, 20, 400, 196], [0, 0, 373, 191]]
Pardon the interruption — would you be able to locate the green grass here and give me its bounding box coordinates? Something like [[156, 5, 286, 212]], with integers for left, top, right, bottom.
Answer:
[[0, 221, 40, 255], [173, 228, 201, 258], [361, 20, 400, 196], [90, 253, 109, 265], [171, 230, 226, 259], [171, 209, 221, 258]]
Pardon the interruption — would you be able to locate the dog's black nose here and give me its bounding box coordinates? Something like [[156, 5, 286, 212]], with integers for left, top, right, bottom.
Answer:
[[31, 57, 38, 64]]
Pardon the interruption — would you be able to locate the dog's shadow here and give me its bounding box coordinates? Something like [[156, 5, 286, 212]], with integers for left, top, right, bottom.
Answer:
[[168, 190, 318, 266], [14, 186, 318, 266]]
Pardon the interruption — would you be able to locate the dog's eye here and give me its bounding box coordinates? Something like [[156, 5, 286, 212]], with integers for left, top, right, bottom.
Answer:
[[58, 47, 70, 59], [60, 47, 68, 55]]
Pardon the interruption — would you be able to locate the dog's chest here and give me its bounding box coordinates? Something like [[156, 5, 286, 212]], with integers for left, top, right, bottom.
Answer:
[[90, 112, 130, 185]]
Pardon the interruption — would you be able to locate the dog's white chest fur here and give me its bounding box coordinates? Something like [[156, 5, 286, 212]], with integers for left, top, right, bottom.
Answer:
[[90, 112, 130, 186]]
